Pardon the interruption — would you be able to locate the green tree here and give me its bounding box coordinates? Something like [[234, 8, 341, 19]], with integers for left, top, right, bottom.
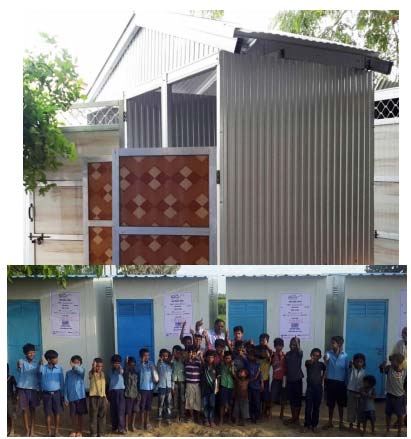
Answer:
[[7, 265, 104, 287], [116, 265, 180, 275], [24, 33, 85, 194], [190, 10, 224, 20], [273, 10, 399, 78], [365, 265, 406, 273]]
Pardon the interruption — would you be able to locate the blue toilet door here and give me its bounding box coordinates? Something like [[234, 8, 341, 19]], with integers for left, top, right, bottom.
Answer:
[[228, 300, 267, 343], [116, 299, 154, 364], [345, 300, 388, 397], [7, 300, 43, 377]]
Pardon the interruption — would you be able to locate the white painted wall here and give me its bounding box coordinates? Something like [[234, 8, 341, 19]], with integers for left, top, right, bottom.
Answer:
[[7, 277, 114, 388], [113, 277, 210, 358], [344, 276, 407, 355], [226, 276, 327, 373]]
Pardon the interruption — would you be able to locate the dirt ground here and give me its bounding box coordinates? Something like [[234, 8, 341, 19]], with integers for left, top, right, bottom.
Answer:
[[10, 400, 407, 437]]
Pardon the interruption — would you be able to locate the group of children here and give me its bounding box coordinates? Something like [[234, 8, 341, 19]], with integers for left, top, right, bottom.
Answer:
[[7, 325, 407, 437]]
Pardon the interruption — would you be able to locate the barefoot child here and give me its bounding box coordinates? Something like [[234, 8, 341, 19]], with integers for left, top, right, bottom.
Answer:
[[233, 368, 250, 426], [16, 343, 41, 437], [323, 335, 349, 431], [271, 338, 287, 419], [184, 346, 203, 423], [246, 348, 263, 424], [201, 350, 219, 427], [39, 350, 65, 437], [257, 334, 273, 419], [284, 337, 304, 426], [124, 356, 139, 432], [108, 354, 125, 434], [218, 351, 235, 425], [157, 349, 173, 423], [64, 355, 87, 437], [7, 364, 17, 437], [347, 353, 366, 430], [137, 348, 157, 430], [89, 358, 108, 437], [358, 375, 377, 436], [303, 348, 326, 433], [171, 345, 186, 422], [380, 353, 406, 437]]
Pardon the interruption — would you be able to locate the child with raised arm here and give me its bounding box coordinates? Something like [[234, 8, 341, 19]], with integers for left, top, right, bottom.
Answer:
[[108, 354, 125, 434], [184, 346, 203, 423], [303, 348, 326, 433], [171, 345, 186, 422], [124, 356, 139, 432], [137, 348, 157, 430], [7, 363, 17, 437], [257, 334, 273, 419], [271, 337, 287, 419], [284, 337, 304, 426], [346, 353, 366, 430], [218, 351, 235, 425], [89, 358, 108, 437], [64, 355, 87, 437], [322, 335, 349, 431], [39, 350, 65, 437], [357, 375, 377, 436], [201, 350, 219, 427], [16, 343, 41, 437], [157, 349, 173, 424], [246, 348, 263, 423], [380, 353, 406, 437]]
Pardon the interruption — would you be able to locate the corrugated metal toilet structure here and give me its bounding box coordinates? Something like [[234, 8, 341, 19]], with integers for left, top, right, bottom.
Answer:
[[28, 13, 393, 265]]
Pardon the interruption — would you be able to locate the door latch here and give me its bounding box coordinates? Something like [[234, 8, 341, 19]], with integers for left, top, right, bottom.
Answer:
[[28, 233, 50, 245]]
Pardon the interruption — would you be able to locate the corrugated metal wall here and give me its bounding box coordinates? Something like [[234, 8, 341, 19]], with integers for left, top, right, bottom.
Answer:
[[219, 52, 374, 264], [127, 92, 216, 148], [97, 27, 219, 101]]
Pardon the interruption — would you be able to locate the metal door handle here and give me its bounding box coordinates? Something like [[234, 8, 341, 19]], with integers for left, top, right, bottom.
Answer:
[[28, 203, 34, 222]]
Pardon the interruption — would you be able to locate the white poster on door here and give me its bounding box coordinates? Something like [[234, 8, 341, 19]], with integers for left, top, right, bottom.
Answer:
[[50, 292, 80, 337], [164, 292, 193, 337], [279, 293, 312, 340], [399, 289, 407, 337]]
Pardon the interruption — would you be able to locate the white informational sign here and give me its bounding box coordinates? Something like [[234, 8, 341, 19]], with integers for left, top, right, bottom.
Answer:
[[164, 292, 193, 337], [399, 289, 407, 337], [50, 292, 80, 337], [279, 293, 312, 340]]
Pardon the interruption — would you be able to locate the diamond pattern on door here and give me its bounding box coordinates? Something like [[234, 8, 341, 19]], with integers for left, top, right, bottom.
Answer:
[[119, 235, 209, 265], [88, 162, 112, 220], [89, 226, 112, 264], [119, 155, 209, 227]]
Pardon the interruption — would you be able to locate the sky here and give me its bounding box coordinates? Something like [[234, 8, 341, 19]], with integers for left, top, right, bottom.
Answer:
[[23, 10, 277, 91]]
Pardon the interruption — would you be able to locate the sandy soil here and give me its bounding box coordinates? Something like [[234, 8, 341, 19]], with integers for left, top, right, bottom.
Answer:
[[10, 400, 407, 437]]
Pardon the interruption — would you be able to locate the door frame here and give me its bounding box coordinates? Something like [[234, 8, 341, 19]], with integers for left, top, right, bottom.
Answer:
[[114, 298, 155, 361], [228, 299, 267, 337], [345, 298, 388, 396], [7, 300, 43, 373], [112, 147, 217, 264]]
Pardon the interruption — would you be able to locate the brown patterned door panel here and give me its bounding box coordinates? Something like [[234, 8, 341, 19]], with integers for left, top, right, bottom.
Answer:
[[112, 147, 216, 265], [84, 160, 113, 264]]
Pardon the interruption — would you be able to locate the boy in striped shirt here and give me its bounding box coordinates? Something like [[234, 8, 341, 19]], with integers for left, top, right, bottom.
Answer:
[[184, 346, 203, 422]]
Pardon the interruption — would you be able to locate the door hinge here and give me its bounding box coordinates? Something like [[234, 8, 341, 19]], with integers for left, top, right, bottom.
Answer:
[[216, 170, 221, 185], [122, 110, 127, 122]]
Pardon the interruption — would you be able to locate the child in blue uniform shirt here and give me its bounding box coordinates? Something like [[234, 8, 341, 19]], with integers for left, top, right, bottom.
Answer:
[[157, 349, 173, 423], [64, 355, 87, 437], [137, 348, 157, 430], [16, 343, 41, 437], [108, 354, 126, 434], [39, 350, 65, 437]]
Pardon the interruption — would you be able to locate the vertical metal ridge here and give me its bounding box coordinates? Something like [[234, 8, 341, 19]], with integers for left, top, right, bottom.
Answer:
[[220, 53, 373, 264]]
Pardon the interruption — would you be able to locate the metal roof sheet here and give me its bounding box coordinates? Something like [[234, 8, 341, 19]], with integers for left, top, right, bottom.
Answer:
[[113, 274, 208, 279], [11, 274, 97, 279]]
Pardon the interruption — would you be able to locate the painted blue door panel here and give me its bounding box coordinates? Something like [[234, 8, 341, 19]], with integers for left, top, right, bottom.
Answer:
[[228, 300, 266, 343], [346, 300, 388, 397], [116, 300, 154, 364], [7, 301, 43, 377]]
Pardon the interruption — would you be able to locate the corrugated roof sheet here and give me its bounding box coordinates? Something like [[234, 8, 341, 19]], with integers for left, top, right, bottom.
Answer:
[[113, 274, 207, 279], [11, 274, 97, 279]]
